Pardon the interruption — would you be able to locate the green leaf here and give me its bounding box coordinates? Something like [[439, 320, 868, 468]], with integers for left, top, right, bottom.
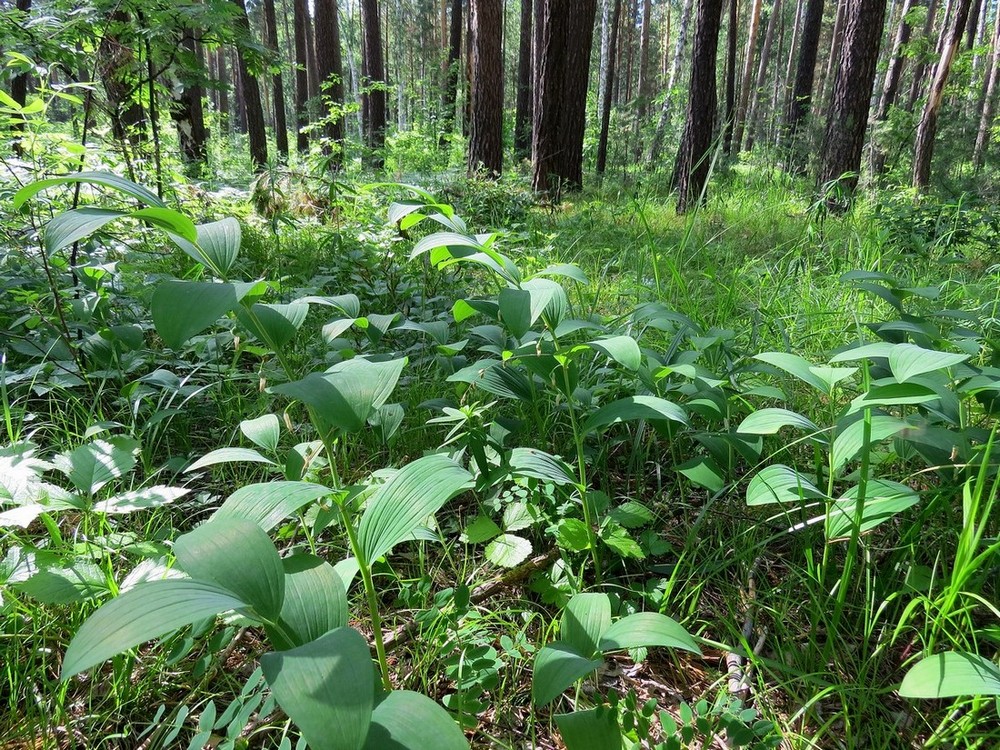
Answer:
[[556, 518, 592, 551], [498, 288, 532, 338], [509, 447, 577, 485], [174, 519, 284, 622], [14, 171, 166, 210], [582, 396, 687, 435], [533, 263, 589, 284], [601, 524, 645, 559], [746, 465, 825, 506], [92, 486, 189, 514], [462, 515, 502, 544], [830, 416, 907, 473], [214, 481, 333, 531], [675, 456, 725, 493], [532, 643, 603, 707], [599, 613, 701, 655], [267, 555, 349, 651], [608, 501, 654, 529], [588, 336, 641, 371], [523, 278, 567, 326], [132, 207, 198, 241], [261, 627, 375, 750], [825, 480, 920, 540], [151, 281, 252, 349], [829, 342, 895, 363], [61, 580, 247, 678], [185, 447, 277, 473], [848, 383, 939, 415], [888, 344, 969, 383], [43, 208, 125, 255], [237, 302, 309, 349], [241, 414, 281, 454], [555, 708, 623, 750], [755, 352, 855, 394], [193, 218, 241, 277], [18, 559, 108, 604], [737, 408, 819, 436], [365, 690, 471, 750], [357, 455, 473, 563], [485, 534, 532, 568], [899, 652, 1000, 698], [52, 436, 139, 496], [561, 593, 611, 658]]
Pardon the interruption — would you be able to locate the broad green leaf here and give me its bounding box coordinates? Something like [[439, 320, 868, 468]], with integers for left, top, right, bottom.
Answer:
[[534, 263, 589, 284], [369, 404, 404, 443], [831, 416, 907, 473], [599, 613, 701, 654], [463, 515, 502, 543], [151, 281, 252, 349], [43, 208, 125, 255], [588, 336, 641, 372], [92, 486, 189, 514], [267, 555, 349, 651], [238, 303, 309, 349], [485, 534, 532, 568], [582, 396, 687, 435], [185, 447, 277, 473], [194, 218, 241, 277], [899, 652, 1000, 698], [131, 207, 197, 241], [888, 344, 969, 383], [556, 518, 592, 551], [509, 447, 577, 485], [18, 559, 108, 604], [174, 518, 284, 622], [52, 436, 139, 496], [357, 455, 473, 562], [214, 481, 333, 531], [532, 643, 603, 707], [61, 580, 247, 678], [608, 501, 654, 529], [829, 342, 895, 363], [14, 170, 166, 210], [746, 464, 825, 506], [601, 524, 645, 559], [825, 480, 919, 540], [675, 455, 725, 492], [755, 352, 855, 394], [498, 288, 531, 338], [848, 383, 939, 415], [555, 709, 623, 750], [241, 414, 281, 453], [561, 593, 612, 659], [364, 690, 471, 750], [261, 627, 374, 750], [737, 408, 819, 436], [449, 360, 534, 402], [523, 278, 567, 326]]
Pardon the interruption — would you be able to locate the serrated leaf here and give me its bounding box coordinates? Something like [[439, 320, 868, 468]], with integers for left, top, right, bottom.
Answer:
[[485, 534, 532, 568], [556, 518, 592, 551], [213, 481, 333, 531], [608, 501, 654, 529], [899, 652, 1000, 698], [463, 515, 501, 544], [532, 643, 603, 707], [52, 436, 139, 496]]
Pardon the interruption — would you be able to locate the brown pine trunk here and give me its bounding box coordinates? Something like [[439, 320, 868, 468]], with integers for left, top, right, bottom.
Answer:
[[973, 2, 1000, 167], [11, 0, 31, 156], [877, 0, 915, 119], [293, 0, 310, 151], [818, 0, 847, 115], [673, 0, 725, 212], [649, 0, 694, 160], [966, 0, 983, 48], [514, 0, 534, 158], [732, 0, 764, 152], [233, 0, 269, 170], [783, 0, 825, 166], [469, 0, 503, 175], [636, 0, 653, 120], [441, 0, 462, 139], [597, 0, 624, 174], [315, 0, 346, 163], [169, 29, 208, 167], [818, 0, 888, 205], [745, 0, 783, 152], [723, 0, 738, 152], [912, 0, 972, 188], [782, 0, 805, 116], [361, 0, 387, 164], [906, 0, 940, 111], [98, 11, 148, 146], [263, 0, 290, 159]]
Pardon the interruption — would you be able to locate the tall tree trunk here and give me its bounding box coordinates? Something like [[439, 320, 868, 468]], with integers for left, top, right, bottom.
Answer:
[[818, 0, 888, 205], [673, 0, 725, 212], [263, 0, 290, 159], [782, 0, 805, 115], [636, 0, 653, 120], [818, 0, 847, 115], [966, 0, 983, 48], [649, 0, 694, 160], [169, 29, 209, 167], [746, 0, 784, 152], [783, 0, 825, 167], [469, 0, 503, 174], [913, 0, 971, 188], [315, 0, 346, 163], [597, 0, 624, 173], [973, 1, 1000, 167], [307, 3, 320, 105], [293, 0, 310, 151], [906, 0, 940, 111], [233, 0, 269, 170], [217, 49, 231, 133], [98, 11, 148, 147], [514, 0, 533, 157], [11, 0, 31, 156], [723, 0, 739, 152], [877, 0, 915, 118], [732, 0, 764, 152], [532, 0, 599, 193], [441, 0, 462, 139], [361, 0, 387, 164]]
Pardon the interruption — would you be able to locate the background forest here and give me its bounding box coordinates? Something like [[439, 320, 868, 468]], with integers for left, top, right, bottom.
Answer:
[[2, 0, 1000, 749]]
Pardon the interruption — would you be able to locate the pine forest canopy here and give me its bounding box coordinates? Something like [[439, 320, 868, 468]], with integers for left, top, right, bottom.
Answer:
[[6, 0, 1000, 205]]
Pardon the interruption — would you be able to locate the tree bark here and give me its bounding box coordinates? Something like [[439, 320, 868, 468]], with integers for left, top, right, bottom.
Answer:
[[973, 1, 1000, 167], [293, 0, 310, 151], [98, 11, 148, 146], [877, 0, 915, 119], [782, 0, 805, 115], [723, 0, 738, 152], [783, 0, 825, 166], [514, 0, 533, 157], [732, 0, 764, 152], [11, 0, 31, 156], [636, 0, 653, 120], [818, 0, 847, 115], [441, 0, 462, 139], [469, 0, 503, 175], [966, 0, 983, 48], [649, 0, 694, 160], [906, 0, 939, 111], [818, 0, 888, 205], [233, 0, 269, 170], [315, 0, 346, 163], [597, 0, 624, 173], [912, 0, 971, 188], [745, 0, 783, 152], [532, 0, 599, 193], [361, 0, 387, 164], [672, 0, 725, 213], [263, 0, 290, 159], [169, 29, 209, 167]]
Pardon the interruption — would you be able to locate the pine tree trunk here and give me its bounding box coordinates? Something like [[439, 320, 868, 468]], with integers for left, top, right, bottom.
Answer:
[[11, 0, 31, 156], [169, 29, 209, 167], [441, 0, 462, 139], [98, 11, 148, 146], [514, 0, 534, 158], [293, 0, 310, 151], [906, 0, 939, 111], [723, 0, 738, 152], [673, 0, 725, 212], [783, 0, 824, 167], [263, 0, 290, 159], [315, 0, 346, 162], [782, 0, 804, 115], [649, 0, 694, 160], [966, 0, 983, 48], [636, 0, 653, 120], [218, 49, 231, 133], [598, 0, 624, 173], [233, 0, 269, 170], [818, 0, 888, 205], [877, 0, 914, 119], [732, 0, 764, 152], [532, 0, 599, 193], [912, 0, 971, 188], [361, 0, 387, 164], [973, 2, 1000, 167], [469, 0, 503, 175], [746, 0, 784, 152], [817, 0, 847, 115]]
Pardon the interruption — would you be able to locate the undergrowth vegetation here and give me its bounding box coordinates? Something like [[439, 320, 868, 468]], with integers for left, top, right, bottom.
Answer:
[[2, 157, 999, 750]]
